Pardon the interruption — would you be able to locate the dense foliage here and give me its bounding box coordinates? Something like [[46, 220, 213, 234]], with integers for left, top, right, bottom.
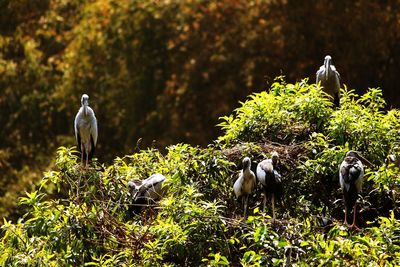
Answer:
[[1, 79, 399, 266], [2, 0, 400, 220]]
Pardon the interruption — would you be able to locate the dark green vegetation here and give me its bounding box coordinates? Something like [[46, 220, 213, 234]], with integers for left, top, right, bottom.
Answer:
[[1, 79, 399, 266], [2, 0, 400, 221]]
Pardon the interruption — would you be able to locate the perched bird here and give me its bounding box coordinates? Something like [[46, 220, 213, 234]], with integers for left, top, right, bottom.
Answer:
[[256, 151, 283, 219], [234, 157, 256, 219], [339, 150, 372, 229], [316, 55, 341, 107], [74, 94, 98, 167], [128, 173, 167, 215]]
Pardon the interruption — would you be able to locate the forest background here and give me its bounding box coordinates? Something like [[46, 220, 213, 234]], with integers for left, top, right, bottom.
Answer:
[[1, 0, 400, 221]]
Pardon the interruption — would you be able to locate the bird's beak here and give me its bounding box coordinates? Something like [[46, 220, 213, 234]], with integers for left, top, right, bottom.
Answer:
[[357, 154, 373, 167], [83, 99, 89, 115], [243, 160, 250, 170], [324, 59, 330, 79]]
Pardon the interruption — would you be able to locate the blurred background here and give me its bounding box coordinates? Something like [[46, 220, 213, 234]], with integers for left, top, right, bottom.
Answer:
[[1, 0, 400, 220]]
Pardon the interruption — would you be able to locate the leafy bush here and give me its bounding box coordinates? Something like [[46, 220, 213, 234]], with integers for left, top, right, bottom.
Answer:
[[3, 0, 400, 224], [218, 78, 333, 146], [1, 80, 400, 266]]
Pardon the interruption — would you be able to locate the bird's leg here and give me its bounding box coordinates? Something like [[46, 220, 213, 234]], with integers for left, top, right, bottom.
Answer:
[[343, 206, 348, 226], [147, 198, 153, 220], [81, 144, 84, 166], [272, 194, 276, 221], [85, 143, 90, 168], [349, 205, 359, 230], [241, 197, 244, 214], [263, 193, 267, 213], [243, 195, 248, 220]]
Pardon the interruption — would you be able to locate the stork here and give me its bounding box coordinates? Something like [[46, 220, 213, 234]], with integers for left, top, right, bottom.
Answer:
[[339, 150, 372, 229], [256, 151, 283, 219], [128, 173, 167, 215], [316, 55, 341, 107], [74, 94, 98, 167], [233, 157, 256, 219]]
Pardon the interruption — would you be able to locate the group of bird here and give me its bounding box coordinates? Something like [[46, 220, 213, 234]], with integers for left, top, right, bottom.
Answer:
[[316, 55, 372, 229], [233, 149, 372, 230], [233, 152, 282, 221], [72, 55, 374, 229], [233, 55, 373, 229]]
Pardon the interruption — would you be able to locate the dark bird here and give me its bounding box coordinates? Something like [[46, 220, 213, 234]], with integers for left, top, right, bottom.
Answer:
[[339, 150, 372, 229], [256, 151, 283, 219], [234, 157, 256, 219], [316, 55, 341, 107], [74, 94, 98, 167], [128, 173, 167, 215]]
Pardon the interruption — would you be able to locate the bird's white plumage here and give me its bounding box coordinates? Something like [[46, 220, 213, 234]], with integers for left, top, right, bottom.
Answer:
[[74, 94, 98, 166], [256, 151, 282, 218], [128, 174, 167, 215], [233, 158, 256, 198], [233, 157, 256, 218], [256, 158, 273, 186], [129, 173, 167, 201], [256, 151, 280, 187], [75, 106, 97, 148]]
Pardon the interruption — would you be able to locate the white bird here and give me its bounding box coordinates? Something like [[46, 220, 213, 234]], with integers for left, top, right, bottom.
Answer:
[[339, 150, 371, 229], [316, 55, 341, 107], [128, 173, 167, 215], [234, 157, 256, 219], [74, 94, 98, 167], [256, 151, 283, 219]]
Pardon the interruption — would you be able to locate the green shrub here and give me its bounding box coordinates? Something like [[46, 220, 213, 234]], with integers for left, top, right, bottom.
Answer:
[[218, 77, 333, 146], [1, 80, 400, 266]]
